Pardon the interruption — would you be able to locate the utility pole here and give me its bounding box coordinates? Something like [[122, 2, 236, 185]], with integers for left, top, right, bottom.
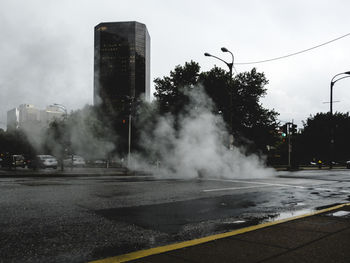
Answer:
[[128, 111, 132, 167], [283, 121, 297, 169], [127, 96, 135, 169], [287, 123, 291, 169]]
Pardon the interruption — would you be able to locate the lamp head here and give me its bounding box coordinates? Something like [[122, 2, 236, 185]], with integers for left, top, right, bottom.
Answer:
[[221, 47, 229, 52], [204, 52, 211, 57]]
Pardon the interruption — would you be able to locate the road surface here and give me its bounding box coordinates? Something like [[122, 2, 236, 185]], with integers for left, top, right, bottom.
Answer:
[[0, 169, 350, 262]]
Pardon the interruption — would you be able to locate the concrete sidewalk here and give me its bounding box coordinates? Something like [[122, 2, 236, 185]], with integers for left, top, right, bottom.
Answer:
[[93, 203, 350, 263]]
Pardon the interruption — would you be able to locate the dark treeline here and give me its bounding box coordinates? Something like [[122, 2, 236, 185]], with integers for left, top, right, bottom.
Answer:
[[0, 129, 35, 156], [295, 112, 350, 164]]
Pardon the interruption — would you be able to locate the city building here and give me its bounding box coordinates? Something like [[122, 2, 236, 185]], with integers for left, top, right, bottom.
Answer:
[[6, 108, 19, 130], [18, 104, 40, 126], [40, 105, 66, 126], [6, 104, 65, 131], [93, 21, 150, 115]]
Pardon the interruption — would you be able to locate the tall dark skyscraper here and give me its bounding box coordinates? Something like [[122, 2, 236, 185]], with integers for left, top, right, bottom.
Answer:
[[94, 21, 150, 115]]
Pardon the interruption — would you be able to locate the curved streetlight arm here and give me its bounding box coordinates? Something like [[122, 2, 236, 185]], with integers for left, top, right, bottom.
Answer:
[[221, 47, 234, 65], [330, 73, 350, 114], [331, 71, 350, 84], [205, 53, 231, 69], [331, 75, 350, 87]]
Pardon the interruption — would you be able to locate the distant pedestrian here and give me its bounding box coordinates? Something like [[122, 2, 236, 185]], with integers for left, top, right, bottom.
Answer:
[[318, 160, 322, 169]]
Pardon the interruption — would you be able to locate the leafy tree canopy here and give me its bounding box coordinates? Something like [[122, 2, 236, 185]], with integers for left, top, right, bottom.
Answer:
[[154, 61, 279, 153], [297, 112, 350, 163], [0, 129, 35, 156]]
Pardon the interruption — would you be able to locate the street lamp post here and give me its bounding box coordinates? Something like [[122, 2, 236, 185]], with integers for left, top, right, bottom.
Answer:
[[329, 71, 350, 169], [52, 103, 68, 171], [123, 96, 135, 169], [204, 47, 234, 149], [127, 98, 134, 168]]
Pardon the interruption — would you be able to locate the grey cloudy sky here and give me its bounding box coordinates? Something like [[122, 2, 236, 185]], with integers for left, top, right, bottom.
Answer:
[[0, 0, 349, 129]]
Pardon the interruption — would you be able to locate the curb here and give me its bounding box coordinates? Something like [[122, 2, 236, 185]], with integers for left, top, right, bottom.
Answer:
[[89, 203, 350, 263]]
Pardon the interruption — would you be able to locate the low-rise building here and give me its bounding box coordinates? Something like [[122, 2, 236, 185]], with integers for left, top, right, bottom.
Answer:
[[6, 104, 65, 131], [7, 108, 19, 130]]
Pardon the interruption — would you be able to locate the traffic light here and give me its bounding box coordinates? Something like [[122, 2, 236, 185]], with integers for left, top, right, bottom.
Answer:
[[282, 124, 288, 137], [290, 124, 297, 134]]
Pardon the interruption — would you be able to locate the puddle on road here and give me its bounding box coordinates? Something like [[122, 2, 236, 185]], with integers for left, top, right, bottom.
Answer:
[[214, 208, 315, 233], [231, 220, 246, 224], [265, 208, 315, 222], [327, 210, 350, 218]]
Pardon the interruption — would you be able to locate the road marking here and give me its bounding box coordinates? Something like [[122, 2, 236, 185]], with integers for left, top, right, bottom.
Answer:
[[202, 178, 308, 192], [203, 185, 272, 192], [88, 203, 350, 263], [312, 187, 333, 192], [202, 178, 350, 193]]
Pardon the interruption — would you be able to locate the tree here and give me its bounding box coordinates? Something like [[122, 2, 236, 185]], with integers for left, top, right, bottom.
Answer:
[[43, 118, 70, 168], [153, 61, 279, 154], [41, 105, 118, 161], [199, 66, 231, 125], [296, 112, 350, 164], [0, 128, 35, 156], [204, 67, 279, 152], [154, 61, 200, 115], [67, 105, 118, 159]]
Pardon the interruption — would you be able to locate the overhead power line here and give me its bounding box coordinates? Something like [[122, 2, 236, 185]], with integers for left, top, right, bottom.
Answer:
[[235, 32, 350, 65]]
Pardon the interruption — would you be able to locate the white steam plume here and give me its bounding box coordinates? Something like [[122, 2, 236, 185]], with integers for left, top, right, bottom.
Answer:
[[131, 86, 274, 179]]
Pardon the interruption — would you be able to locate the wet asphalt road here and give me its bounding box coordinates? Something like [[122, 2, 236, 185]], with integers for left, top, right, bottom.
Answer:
[[1, 169, 350, 262]]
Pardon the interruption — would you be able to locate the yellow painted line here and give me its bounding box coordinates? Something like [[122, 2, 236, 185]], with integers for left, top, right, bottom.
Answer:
[[89, 203, 350, 263]]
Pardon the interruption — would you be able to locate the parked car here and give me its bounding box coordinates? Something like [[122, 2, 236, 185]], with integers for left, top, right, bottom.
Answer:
[[13, 155, 26, 167], [63, 155, 86, 167], [346, 161, 350, 169], [28, 155, 58, 169], [89, 159, 109, 168], [1, 154, 26, 168]]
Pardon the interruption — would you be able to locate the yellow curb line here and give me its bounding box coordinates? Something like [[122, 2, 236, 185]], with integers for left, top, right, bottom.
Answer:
[[89, 203, 350, 263]]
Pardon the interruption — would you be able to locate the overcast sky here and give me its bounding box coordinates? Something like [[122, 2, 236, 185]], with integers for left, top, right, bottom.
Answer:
[[0, 0, 349, 129]]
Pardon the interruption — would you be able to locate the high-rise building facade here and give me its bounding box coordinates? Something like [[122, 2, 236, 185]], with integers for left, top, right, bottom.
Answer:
[[94, 21, 150, 115]]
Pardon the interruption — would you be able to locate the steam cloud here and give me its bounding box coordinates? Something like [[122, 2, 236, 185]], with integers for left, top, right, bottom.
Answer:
[[18, 84, 274, 180], [131, 86, 274, 179]]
